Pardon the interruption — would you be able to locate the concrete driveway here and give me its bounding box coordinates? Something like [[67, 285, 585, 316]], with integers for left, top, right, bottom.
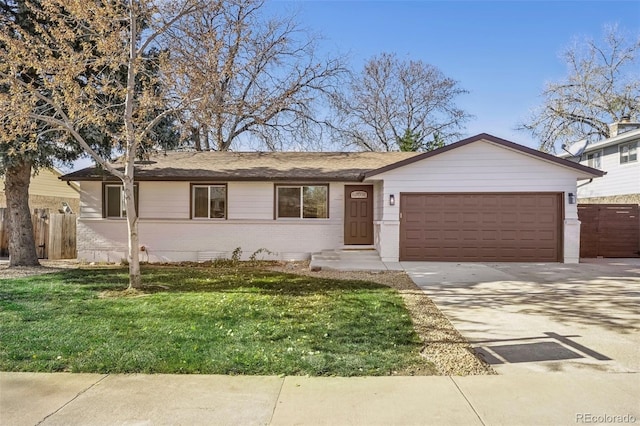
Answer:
[[403, 259, 640, 374]]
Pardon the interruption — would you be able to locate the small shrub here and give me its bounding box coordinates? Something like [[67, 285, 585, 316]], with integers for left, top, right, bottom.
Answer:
[[231, 247, 242, 262], [249, 248, 275, 262]]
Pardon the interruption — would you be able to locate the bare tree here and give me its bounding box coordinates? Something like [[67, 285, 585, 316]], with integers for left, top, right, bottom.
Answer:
[[519, 25, 640, 153], [0, 0, 220, 288], [168, 0, 346, 152], [331, 52, 470, 152]]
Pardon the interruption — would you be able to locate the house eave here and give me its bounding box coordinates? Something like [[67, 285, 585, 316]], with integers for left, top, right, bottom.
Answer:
[[60, 174, 365, 183]]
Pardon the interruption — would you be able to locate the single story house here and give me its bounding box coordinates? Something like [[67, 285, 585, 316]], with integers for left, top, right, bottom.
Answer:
[[61, 133, 604, 264]]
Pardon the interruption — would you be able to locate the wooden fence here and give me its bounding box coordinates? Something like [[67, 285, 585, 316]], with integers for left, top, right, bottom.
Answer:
[[578, 204, 640, 258], [0, 208, 76, 259]]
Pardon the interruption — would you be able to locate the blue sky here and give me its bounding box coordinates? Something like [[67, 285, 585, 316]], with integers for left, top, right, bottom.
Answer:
[[66, 1, 639, 171], [267, 0, 640, 149]]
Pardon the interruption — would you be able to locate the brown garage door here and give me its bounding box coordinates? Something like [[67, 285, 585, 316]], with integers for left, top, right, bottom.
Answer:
[[400, 193, 562, 262]]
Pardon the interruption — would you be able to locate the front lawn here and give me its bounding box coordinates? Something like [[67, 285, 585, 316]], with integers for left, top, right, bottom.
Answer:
[[0, 265, 434, 376]]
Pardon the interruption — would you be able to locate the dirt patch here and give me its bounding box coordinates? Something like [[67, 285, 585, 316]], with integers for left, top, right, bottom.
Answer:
[[267, 261, 496, 376], [0, 259, 81, 280]]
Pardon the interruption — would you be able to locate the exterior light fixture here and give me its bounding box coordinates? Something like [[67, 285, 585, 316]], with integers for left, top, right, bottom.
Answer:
[[389, 194, 395, 206], [568, 193, 576, 204]]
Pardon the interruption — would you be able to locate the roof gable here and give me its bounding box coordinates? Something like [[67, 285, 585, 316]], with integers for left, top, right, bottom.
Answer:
[[365, 133, 605, 178]]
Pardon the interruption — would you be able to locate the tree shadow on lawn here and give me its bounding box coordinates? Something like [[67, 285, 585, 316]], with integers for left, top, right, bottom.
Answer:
[[27, 265, 392, 296]]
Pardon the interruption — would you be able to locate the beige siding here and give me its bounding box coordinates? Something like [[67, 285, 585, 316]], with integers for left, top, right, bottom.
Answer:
[[1, 168, 79, 211], [28, 168, 79, 198]]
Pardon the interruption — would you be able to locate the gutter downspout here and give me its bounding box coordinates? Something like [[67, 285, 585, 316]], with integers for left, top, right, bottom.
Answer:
[[577, 178, 593, 189]]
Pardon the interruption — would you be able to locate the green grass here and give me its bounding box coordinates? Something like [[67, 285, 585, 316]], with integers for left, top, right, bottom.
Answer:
[[0, 265, 432, 376]]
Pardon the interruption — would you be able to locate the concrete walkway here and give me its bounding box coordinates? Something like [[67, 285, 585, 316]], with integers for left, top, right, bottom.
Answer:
[[2, 372, 639, 425], [309, 249, 402, 271]]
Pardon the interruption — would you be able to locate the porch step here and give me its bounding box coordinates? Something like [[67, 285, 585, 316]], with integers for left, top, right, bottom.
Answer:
[[310, 248, 389, 271], [312, 249, 380, 261]]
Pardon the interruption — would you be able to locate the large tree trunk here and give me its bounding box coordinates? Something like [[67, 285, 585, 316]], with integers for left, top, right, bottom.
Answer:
[[4, 159, 40, 267]]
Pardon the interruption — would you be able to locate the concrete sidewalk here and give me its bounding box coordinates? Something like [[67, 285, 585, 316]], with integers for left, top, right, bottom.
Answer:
[[2, 372, 638, 425]]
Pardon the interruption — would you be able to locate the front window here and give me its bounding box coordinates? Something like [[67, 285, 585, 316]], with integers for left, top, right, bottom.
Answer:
[[586, 151, 602, 169], [276, 185, 328, 219], [620, 142, 638, 164], [104, 184, 138, 218], [192, 184, 226, 219]]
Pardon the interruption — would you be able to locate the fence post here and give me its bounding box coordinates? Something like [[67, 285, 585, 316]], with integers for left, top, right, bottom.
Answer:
[[31, 208, 49, 259]]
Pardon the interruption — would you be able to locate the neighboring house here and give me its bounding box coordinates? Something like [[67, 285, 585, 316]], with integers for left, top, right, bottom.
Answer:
[[1, 167, 80, 213], [61, 134, 603, 264], [558, 121, 640, 204]]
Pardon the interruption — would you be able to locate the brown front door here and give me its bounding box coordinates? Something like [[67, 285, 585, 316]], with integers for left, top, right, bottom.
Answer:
[[344, 185, 374, 245]]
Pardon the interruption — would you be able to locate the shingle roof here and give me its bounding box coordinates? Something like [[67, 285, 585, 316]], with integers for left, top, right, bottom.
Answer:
[[60, 151, 420, 182], [60, 134, 605, 182]]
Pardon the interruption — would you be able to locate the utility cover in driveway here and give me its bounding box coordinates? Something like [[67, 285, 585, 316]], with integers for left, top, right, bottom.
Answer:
[[399, 193, 562, 262]]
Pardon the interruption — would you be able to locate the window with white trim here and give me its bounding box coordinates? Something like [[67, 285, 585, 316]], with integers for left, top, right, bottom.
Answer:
[[586, 151, 602, 169], [192, 184, 226, 219], [103, 184, 138, 218], [620, 142, 638, 164], [276, 185, 328, 219]]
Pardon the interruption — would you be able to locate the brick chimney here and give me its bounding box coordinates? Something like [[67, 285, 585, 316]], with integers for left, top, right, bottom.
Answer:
[[609, 115, 640, 137]]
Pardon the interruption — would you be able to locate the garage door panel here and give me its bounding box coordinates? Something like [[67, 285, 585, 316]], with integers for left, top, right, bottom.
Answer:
[[400, 193, 561, 262], [461, 230, 480, 241], [480, 196, 500, 207], [404, 231, 423, 240]]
